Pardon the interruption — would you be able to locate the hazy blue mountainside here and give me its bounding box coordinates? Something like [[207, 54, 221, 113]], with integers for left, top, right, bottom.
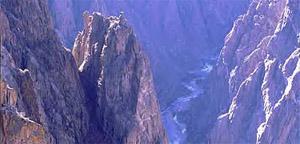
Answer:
[[1, 0, 166, 143], [186, 0, 300, 143], [48, 0, 251, 143], [2, 0, 298, 144], [48, 0, 250, 109]]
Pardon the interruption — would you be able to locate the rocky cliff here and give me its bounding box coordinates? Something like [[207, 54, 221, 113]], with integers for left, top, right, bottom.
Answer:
[[1, 79, 50, 144], [48, 0, 250, 109], [0, 0, 89, 143], [0, 0, 166, 143], [188, 0, 300, 143], [72, 12, 167, 144]]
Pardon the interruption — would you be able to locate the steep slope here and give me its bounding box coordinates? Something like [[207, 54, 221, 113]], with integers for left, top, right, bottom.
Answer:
[[188, 0, 300, 143], [0, 0, 89, 143], [49, 0, 250, 108], [72, 12, 168, 144], [1, 0, 167, 144], [1, 79, 50, 144]]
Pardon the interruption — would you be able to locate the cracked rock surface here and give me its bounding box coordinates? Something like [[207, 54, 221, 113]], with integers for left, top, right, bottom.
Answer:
[[187, 0, 300, 143], [73, 12, 168, 144], [0, 0, 167, 143]]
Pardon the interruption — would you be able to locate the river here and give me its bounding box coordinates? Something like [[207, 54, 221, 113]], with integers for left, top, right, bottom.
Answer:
[[162, 62, 213, 144]]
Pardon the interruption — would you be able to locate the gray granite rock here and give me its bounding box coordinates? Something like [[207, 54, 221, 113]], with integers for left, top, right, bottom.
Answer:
[[1, 0, 168, 143], [0, 0, 89, 143], [204, 0, 300, 143], [49, 0, 250, 108], [73, 12, 168, 144]]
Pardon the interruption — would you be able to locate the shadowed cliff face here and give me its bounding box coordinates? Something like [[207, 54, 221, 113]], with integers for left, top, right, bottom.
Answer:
[[1, 0, 166, 143], [48, 0, 250, 108], [72, 12, 168, 144], [0, 80, 50, 144], [2, 0, 298, 143], [186, 0, 300, 143], [0, 0, 89, 143]]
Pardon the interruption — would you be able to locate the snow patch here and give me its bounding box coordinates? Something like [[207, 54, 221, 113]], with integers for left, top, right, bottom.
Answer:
[[261, 57, 276, 118], [283, 55, 300, 99], [256, 122, 267, 142], [19, 68, 29, 73], [201, 63, 213, 73], [217, 113, 229, 120]]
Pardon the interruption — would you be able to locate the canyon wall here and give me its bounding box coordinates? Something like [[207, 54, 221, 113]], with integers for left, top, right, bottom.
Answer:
[[72, 12, 167, 144], [0, 0, 166, 143], [187, 0, 300, 143], [0, 0, 89, 143], [48, 0, 250, 108]]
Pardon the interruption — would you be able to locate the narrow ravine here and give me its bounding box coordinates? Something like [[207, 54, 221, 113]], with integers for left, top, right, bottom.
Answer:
[[162, 59, 215, 144]]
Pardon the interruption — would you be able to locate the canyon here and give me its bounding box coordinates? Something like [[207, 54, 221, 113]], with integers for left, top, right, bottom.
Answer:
[[186, 0, 300, 143], [48, 0, 250, 108], [209, 0, 300, 143], [1, 0, 299, 144], [0, 0, 166, 143]]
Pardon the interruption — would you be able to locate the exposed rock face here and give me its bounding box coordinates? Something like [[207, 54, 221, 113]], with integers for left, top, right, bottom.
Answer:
[[48, 0, 77, 47], [49, 0, 250, 108], [1, 0, 167, 144], [189, 0, 300, 143], [72, 12, 168, 144], [1, 43, 50, 144], [1, 80, 50, 144], [0, 0, 89, 143], [1, 106, 49, 144]]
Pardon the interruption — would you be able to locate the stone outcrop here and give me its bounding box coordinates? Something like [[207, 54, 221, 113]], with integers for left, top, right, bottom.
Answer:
[[0, 81, 17, 107], [1, 106, 50, 144], [5, 0, 299, 143], [49, 0, 250, 108], [0, 0, 89, 143], [189, 0, 300, 143], [72, 12, 168, 144], [0, 80, 50, 144], [0, 46, 50, 143], [1, 0, 167, 143]]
